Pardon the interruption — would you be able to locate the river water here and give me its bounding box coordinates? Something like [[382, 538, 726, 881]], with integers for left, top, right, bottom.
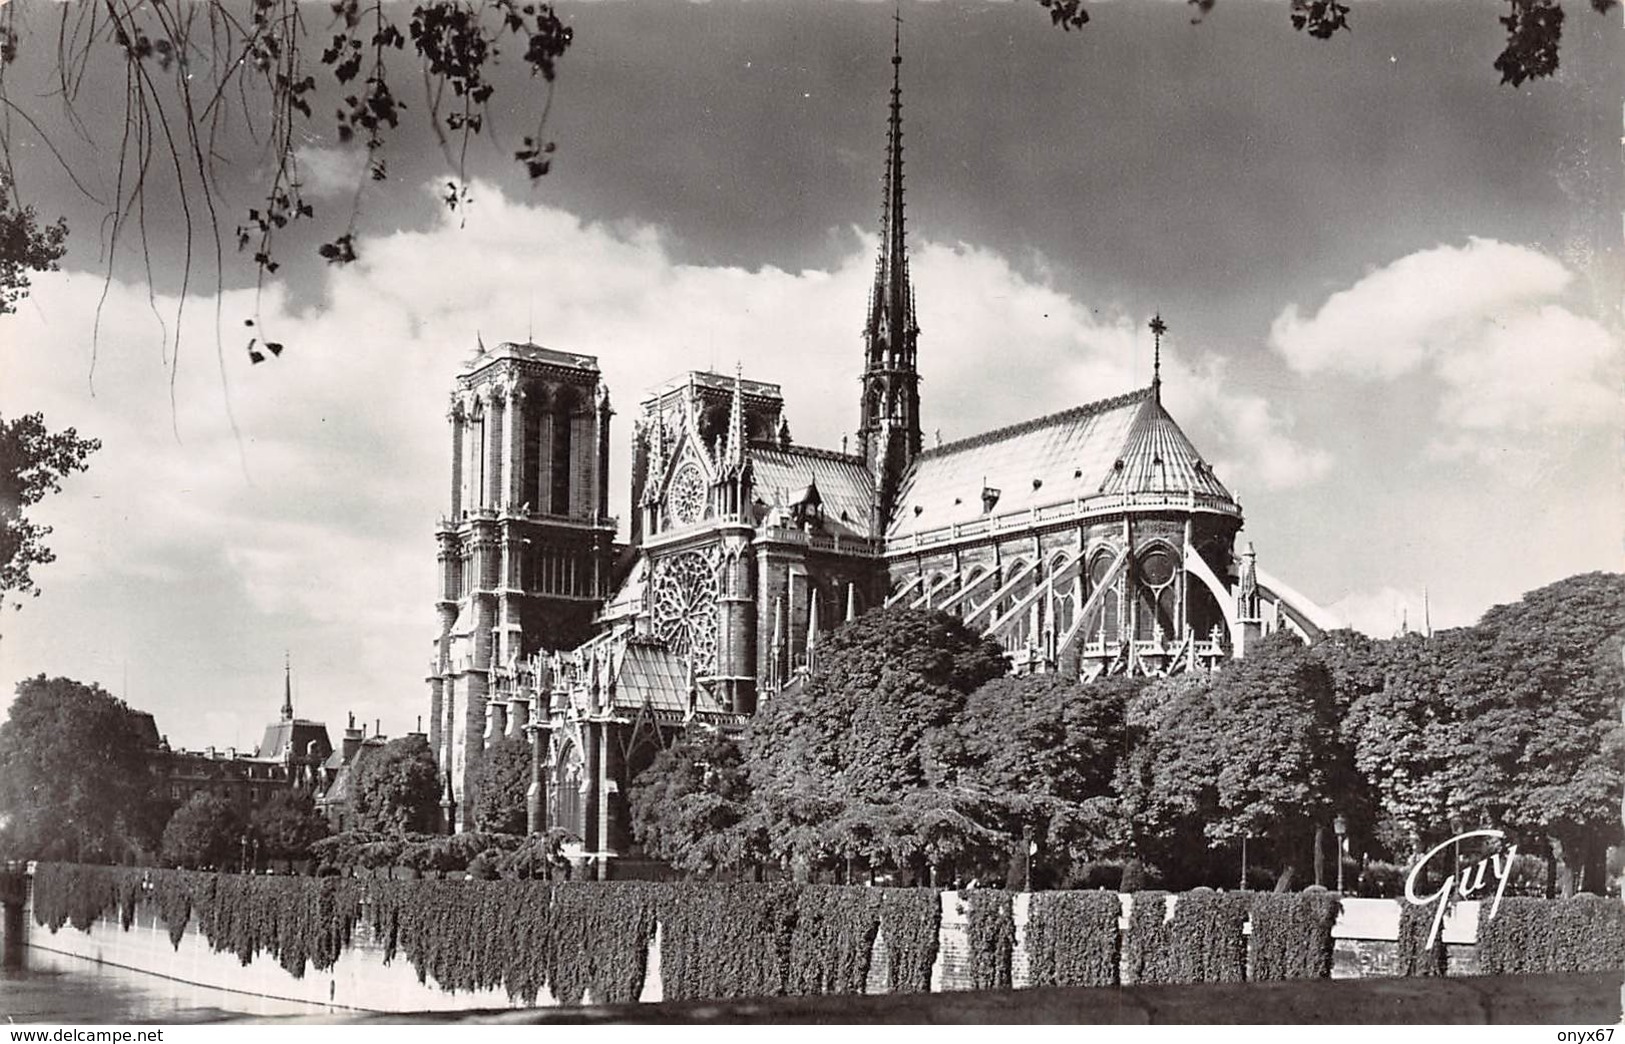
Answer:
[[1, 957, 329, 1024]]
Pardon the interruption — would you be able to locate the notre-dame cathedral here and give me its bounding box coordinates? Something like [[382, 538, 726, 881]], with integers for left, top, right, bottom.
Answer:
[[426, 32, 1331, 867]]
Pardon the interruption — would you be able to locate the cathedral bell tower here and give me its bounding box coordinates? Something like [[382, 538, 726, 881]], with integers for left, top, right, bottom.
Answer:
[[428, 340, 616, 833], [858, 14, 922, 536]]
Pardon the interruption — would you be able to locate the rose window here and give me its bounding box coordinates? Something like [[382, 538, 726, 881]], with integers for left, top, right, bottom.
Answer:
[[652, 549, 719, 675], [666, 463, 707, 526]]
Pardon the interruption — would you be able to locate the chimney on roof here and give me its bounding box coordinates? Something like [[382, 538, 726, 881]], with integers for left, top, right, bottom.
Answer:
[[342, 713, 363, 764]]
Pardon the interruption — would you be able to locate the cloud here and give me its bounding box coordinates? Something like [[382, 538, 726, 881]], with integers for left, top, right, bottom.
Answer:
[[0, 179, 1328, 745], [293, 145, 369, 201], [1267, 238, 1620, 457]]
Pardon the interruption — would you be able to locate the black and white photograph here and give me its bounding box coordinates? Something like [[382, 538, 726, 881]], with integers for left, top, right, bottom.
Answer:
[[0, 0, 1620, 1028]]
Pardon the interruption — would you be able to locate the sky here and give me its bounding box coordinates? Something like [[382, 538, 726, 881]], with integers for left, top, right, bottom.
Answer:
[[0, 0, 1620, 751]]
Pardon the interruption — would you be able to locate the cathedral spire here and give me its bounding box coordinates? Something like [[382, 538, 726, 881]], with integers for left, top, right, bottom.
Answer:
[[866, 5, 915, 360], [859, 6, 923, 534], [281, 651, 294, 722]]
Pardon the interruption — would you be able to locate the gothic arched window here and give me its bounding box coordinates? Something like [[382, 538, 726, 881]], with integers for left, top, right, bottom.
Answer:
[[550, 388, 577, 516], [551, 741, 584, 841], [520, 386, 543, 512], [1088, 549, 1120, 643], [1050, 553, 1077, 639], [1136, 545, 1179, 641]]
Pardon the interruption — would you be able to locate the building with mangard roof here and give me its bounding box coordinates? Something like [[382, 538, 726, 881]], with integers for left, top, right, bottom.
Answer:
[[158, 660, 333, 818], [425, 29, 1334, 868]]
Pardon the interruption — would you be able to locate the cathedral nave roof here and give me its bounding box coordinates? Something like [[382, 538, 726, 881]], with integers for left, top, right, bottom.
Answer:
[[884, 386, 1236, 542]]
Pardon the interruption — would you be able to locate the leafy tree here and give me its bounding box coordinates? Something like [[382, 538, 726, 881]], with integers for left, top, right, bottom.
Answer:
[[1, 413, 101, 618], [1340, 631, 1470, 862], [350, 734, 440, 835], [744, 606, 1007, 880], [1204, 633, 1350, 886], [628, 727, 759, 876], [0, 675, 166, 862], [0, 176, 67, 314], [1312, 628, 1390, 713], [954, 672, 1136, 879], [161, 791, 245, 869], [249, 787, 331, 862], [1117, 636, 1353, 889], [1449, 572, 1625, 895], [1114, 673, 1226, 888], [469, 733, 530, 834]]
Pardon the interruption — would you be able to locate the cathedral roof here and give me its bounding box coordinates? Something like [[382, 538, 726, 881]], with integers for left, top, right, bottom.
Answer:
[[609, 640, 729, 717], [749, 446, 874, 538], [1096, 393, 1233, 502], [885, 386, 1236, 541]]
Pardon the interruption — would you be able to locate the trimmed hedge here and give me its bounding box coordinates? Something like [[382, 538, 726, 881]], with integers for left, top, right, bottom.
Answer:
[[1024, 891, 1120, 988], [1166, 888, 1250, 984], [876, 887, 941, 993], [786, 886, 883, 997], [1395, 898, 1448, 976], [1248, 891, 1340, 981], [51, 863, 1618, 1003], [657, 883, 800, 1001], [1122, 890, 1172, 984], [1124, 889, 1252, 985], [961, 889, 1013, 991], [1477, 895, 1625, 975]]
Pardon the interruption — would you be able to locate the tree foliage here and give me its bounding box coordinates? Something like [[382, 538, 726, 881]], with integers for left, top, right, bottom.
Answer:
[[0, 175, 67, 315], [627, 727, 758, 876], [469, 732, 529, 835], [620, 575, 1623, 894], [1113, 635, 1357, 889], [161, 791, 245, 869], [0, 413, 101, 616], [0, 675, 166, 863], [954, 672, 1135, 875], [250, 787, 331, 862], [1452, 572, 1625, 893], [743, 606, 1007, 881], [350, 734, 440, 835]]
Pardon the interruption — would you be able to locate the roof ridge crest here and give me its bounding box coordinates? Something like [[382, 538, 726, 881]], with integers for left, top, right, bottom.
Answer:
[[918, 386, 1152, 460]]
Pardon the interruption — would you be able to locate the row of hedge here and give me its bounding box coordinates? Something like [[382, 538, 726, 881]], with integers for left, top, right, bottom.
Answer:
[[31, 866, 1624, 1002], [1476, 896, 1625, 975], [1023, 888, 1333, 988], [29, 864, 941, 1004]]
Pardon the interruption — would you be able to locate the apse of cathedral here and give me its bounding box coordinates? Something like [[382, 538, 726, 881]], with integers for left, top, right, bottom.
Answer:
[[425, 28, 1333, 855]]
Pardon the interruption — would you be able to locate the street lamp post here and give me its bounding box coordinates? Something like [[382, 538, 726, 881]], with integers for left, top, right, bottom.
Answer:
[[1333, 814, 1348, 893]]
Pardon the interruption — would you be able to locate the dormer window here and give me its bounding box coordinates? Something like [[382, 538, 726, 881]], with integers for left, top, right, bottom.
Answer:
[[981, 486, 1001, 513]]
